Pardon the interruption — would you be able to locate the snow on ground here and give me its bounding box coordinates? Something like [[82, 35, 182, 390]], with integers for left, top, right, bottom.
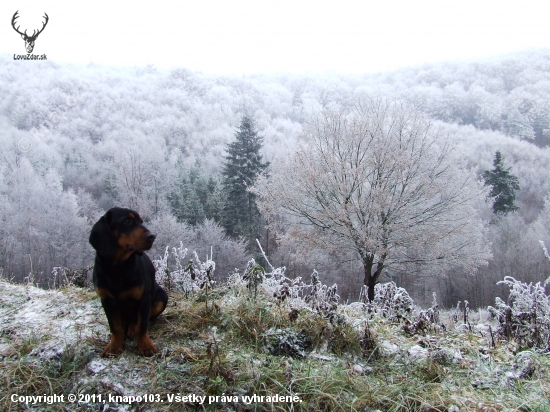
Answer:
[[0, 280, 169, 407], [0, 281, 106, 359]]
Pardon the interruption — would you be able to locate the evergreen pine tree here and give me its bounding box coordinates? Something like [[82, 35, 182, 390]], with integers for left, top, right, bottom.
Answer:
[[483, 151, 520, 215], [221, 116, 269, 242]]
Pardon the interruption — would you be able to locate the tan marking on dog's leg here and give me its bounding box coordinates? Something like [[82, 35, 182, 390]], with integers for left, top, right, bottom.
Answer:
[[136, 331, 157, 356], [102, 312, 125, 357]]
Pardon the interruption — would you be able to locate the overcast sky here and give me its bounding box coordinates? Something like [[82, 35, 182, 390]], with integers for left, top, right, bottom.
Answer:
[[1, 0, 549, 75]]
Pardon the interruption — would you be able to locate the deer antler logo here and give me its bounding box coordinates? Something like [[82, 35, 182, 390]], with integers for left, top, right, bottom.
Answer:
[[12, 11, 49, 54]]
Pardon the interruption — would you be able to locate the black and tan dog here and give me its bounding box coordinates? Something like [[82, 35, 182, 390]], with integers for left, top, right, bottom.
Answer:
[[89, 207, 168, 357]]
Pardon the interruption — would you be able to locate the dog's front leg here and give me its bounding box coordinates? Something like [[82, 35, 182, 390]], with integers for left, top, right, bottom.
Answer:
[[100, 298, 126, 357], [135, 298, 157, 356]]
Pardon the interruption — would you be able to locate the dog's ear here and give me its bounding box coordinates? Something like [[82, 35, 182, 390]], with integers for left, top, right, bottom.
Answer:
[[89, 210, 117, 259]]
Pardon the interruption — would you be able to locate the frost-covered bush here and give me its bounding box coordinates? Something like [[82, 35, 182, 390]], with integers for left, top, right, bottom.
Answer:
[[242, 259, 265, 298], [488, 276, 550, 349], [487, 240, 550, 349], [188, 250, 216, 292], [451, 300, 471, 325], [154, 242, 192, 294], [227, 258, 303, 303], [150, 217, 249, 280], [191, 219, 249, 279], [263, 328, 312, 359], [360, 281, 414, 320], [403, 293, 441, 335], [51, 265, 93, 288], [264, 266, 304, 305], [228, 257, 341, 322], [153, 243, 215, 298], [304, 270, 340, 321], [418, 293, 440, 324]]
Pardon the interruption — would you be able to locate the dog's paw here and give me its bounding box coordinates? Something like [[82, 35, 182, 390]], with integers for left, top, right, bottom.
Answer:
[[101, 343, 124, 357], [101, 335, 125, 357], [137, 333, 157, 357]]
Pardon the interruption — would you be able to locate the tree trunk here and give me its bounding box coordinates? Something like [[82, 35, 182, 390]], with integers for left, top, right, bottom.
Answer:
[[363, 256, 384, 302]]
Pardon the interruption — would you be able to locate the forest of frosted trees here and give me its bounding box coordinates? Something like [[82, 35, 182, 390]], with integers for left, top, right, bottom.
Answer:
[[2, 49, 550, 308]]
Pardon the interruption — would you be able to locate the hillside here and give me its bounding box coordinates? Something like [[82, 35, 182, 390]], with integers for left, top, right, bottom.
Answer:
[[1, 264, 549, 411], [2, 49, 550, 307]]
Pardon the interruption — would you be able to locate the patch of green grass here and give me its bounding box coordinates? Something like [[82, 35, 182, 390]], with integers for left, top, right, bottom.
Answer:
[[227, 299, 283, 348], [160, 297, 222, 340]]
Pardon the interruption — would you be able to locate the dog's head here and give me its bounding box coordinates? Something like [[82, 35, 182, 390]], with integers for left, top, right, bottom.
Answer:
[[89, 207, 156, 263]]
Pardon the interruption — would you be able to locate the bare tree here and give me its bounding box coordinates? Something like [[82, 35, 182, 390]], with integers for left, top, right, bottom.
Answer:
[[253, 98, 490, 301], [112, 133, 174, 219]]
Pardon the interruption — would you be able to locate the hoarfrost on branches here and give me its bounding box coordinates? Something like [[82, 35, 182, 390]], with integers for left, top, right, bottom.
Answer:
[[153, 242, 216, 296], [488, 241, 550, 349], [227, 256, 343, 322], [304, 270, 340, 321], [253, 97, 490, 301], [190, 250, 216, 290], [154, 242, 192, 294], [360, 281, 414, 320]]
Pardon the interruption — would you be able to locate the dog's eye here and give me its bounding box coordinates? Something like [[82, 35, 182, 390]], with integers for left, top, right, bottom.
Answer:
[[124, 218, 132, 224]]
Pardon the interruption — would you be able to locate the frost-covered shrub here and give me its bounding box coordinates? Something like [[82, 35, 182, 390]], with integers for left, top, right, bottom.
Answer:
[[422, 293, 441, 324], [227, 258, 304, 306], [359, 321, 379, 358], [153, 243, 215, 297], [229, 241, 344, 323], [191, 219, 249, 279], [188, 251, 216, 292], [263, 328, 312, 359], [451, 300, 471, 325], [242, 259, 265, 298], [304, 270, 340, 321], [253, 240, 307, 304], [154, 242, 192, 294], [403, 293, 441, 335], [150, 217, 249, 280], [488, 276, 550, 349], [361, 282, 414, 320], [486, 241, 550, 349], [51, 265, 93, 288], [228, 259, 341, 322], [266, 268, 304, 305]]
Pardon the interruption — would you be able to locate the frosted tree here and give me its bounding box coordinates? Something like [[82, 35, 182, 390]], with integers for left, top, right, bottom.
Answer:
[[112, 132, 175, 219], [483, 151, 520, 215], [221, 116, 269, 243], [253, 98, 490, 301], [0, 158, 89, 281]]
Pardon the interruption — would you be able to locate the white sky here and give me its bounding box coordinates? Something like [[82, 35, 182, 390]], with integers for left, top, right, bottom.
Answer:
[[1, 0, 549, 75]]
